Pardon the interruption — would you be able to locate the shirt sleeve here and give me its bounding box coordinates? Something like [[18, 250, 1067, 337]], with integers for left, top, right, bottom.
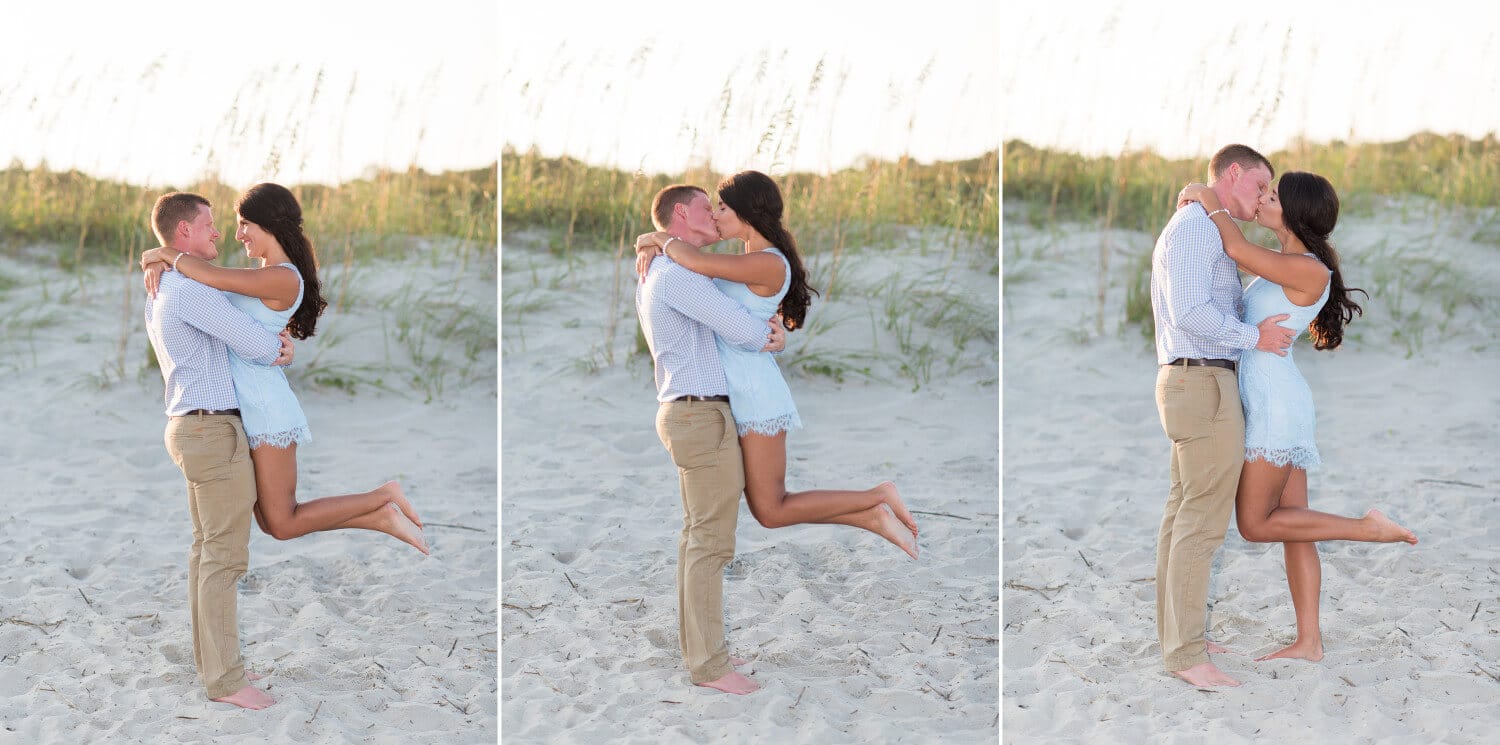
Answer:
[[1160, 223, 1261, 350], [659, 266, 770, 351], [173, 279, 283, 364]]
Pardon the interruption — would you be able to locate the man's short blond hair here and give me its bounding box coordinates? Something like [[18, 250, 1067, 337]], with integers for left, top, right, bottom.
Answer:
[[650, 184, 706, 230], [151, 192, 211, 245]]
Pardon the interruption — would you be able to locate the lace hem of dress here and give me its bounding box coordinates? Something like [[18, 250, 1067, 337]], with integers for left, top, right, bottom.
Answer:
[[736, 413, 802, 437], [248, 426, 312, 449], [1245, 446, 1320, 470]]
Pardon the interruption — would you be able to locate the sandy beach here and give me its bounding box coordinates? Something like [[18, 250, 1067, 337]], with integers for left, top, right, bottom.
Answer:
[[0, 245, 497, 743], [500, 230, 999, 743], [1002, 200, 1500, 743]]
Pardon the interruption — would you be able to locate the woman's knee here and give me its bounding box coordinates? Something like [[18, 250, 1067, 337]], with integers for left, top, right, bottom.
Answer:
[[1236, 515, 1273, 543]]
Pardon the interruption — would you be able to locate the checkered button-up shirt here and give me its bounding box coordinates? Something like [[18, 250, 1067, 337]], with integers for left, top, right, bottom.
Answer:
[[636, 256, 771, 402], [144, 270, 282, 416], [1150, 204, 1260, 364]]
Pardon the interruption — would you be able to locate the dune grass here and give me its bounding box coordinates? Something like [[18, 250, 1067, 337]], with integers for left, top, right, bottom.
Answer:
[[1004, 132, 1500, 349]]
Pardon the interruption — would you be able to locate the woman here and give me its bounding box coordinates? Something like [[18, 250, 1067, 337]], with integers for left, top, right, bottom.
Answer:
[[1178, 172, 1415, 662], [636, 171, 919, 559], [141, 183, 428, 555]]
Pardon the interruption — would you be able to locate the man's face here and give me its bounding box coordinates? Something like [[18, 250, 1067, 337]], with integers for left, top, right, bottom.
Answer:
[[1225, 163, 1273, 220], [679, 193, 720, 245], [181, 204, 222, 260]]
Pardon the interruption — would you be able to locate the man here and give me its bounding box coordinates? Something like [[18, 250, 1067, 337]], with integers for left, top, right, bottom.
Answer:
[[636, 184, 784, 696], [144, 192, 292, 710], [1150, 145, 1294, 688]]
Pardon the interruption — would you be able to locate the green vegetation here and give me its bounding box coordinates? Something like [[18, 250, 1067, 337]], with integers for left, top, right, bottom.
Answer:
[[1004, 133, 1500, 233], [0, 162, 498, 267], [501, 148, 998, 256]]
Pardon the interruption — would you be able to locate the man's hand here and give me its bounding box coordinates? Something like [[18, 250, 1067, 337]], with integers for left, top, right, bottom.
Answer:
[[760, 314, 786, 353], [273, 329, 295, 366], [634, 231, 671, 280], [1255, 314, 1294, 356]]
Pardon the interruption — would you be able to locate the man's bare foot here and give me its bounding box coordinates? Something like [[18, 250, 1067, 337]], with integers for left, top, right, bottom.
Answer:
[[1206, 640, 1230, 655], [1363, 509, 1417, 544], [1171, 661, 1240, 687], [378, 502, 429, 555], [698, 670, 759, 695], [211, 684, 276, 710], [875, 481, 918, 536], [1255, 639, 1324, 662], [376, 481, 422, 528]]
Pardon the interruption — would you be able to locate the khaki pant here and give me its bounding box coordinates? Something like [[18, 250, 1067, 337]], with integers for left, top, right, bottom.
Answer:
[[655, 400, 744, 684], [1154, 365, 1244, 672], [165, 413, 257, 699]]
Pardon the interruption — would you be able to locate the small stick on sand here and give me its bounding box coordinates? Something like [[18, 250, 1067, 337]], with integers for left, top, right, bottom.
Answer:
[[1477, 666, 1500, 684], [447, 639, 458, 658], [78, 589, 93, 609], [910, 509, 969, 521], [1415, 479, 1483, 489], [564, 573, 578, 592], [1472, 602, 1481, 622], [426, 522, 485, 532], [307, 701, 323, 724], [1077, 550, 1093, 569], [791, 687, 806, 708], [415, 653, 432, 667], [932, 625, 942, 645], [1340, 676, 1357, 687]]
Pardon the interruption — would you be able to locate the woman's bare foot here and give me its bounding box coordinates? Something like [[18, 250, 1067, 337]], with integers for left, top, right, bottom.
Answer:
[[212, 684, 275, 710], [377, 502, 429, 555], [875, 481, 918, 536], [247, 671, 265, 681], [1171, 661, 1240, 687], [1363, 509, 1417, 544], [851, 504, 918, 559], [1206, 640, 1230, 655], [376, 481, 422, 528], [698, 670, 759, 695], [1255, 638, 1324, 662], [730, 656, 748, 666]]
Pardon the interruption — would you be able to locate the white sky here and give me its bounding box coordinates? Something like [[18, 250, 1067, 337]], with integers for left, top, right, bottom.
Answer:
[[1003, 1, 1500, 158], [501, 0, 1001, 176], [0, 1, 497, 188]]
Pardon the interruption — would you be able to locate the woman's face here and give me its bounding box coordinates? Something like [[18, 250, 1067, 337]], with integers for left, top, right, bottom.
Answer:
[[1254, 183, 1284, 232], [712, 199, 745, 241], [235, 214, 281, 259]]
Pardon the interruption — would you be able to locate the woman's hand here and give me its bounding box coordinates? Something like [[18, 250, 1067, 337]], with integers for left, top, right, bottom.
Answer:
[[140, 246, 178, 271], [1176, 183, 1220, 212], [634, 231, 670, 280], [143, 263, 168, 298]]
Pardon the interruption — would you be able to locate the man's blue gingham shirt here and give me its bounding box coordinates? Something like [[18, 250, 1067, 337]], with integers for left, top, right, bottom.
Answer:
[[1150, 204, 1260, 364], [636, 256, 770, 402], [144, 270, 282, 416]]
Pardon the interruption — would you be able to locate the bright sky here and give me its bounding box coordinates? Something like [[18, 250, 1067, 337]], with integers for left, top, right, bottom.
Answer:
[[1003, 1, 1500, 158], [501, 1, 1000, 176], [0, 1, 497, 189]]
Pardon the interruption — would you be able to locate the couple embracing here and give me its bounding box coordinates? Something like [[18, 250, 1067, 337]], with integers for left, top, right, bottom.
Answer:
[[634, 171, 919, 695], [144, 185, 427, 709], [1151, 144, 1418, 687]]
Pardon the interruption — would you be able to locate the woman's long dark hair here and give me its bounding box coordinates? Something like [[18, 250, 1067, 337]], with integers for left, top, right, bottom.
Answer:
[[1279, 171, 1365, 350], [236, 183, 327, 340], [716, 171, 818, 331]]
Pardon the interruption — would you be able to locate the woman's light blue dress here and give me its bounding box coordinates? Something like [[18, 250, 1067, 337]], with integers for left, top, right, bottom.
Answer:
[[225, 262, 311, 448], [712, 247, 802, 436], [1238, 264, 1331, 469]]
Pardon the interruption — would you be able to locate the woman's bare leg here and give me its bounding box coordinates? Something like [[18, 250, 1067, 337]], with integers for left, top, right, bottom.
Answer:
[[1235, 460, 1416, 544], [739, 431, 917, 558], [1256, 468, 1324, 661], [250, 444, 427, 554]]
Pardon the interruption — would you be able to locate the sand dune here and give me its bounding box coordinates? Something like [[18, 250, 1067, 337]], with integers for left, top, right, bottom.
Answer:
[[501, 232, 999, 743], [1002, 202, 1500, 744]]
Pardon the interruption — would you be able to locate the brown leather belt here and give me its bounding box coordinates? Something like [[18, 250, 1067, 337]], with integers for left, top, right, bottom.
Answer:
[[668, 395, 729, 403], [1164, 358, 1236, 372], [178, 408, 241, 416]]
